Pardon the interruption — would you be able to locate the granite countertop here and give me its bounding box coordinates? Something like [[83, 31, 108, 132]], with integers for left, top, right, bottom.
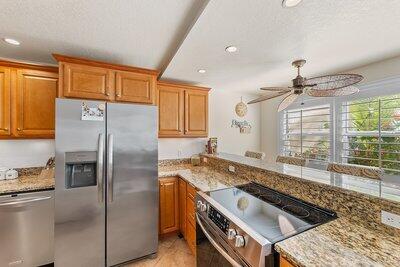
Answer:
[[159, 164, 247, 191], [0, 173, 55, 195], [159, 162, 400, 267], [275, 216, 400, 267], [204, 153, 400, 202]]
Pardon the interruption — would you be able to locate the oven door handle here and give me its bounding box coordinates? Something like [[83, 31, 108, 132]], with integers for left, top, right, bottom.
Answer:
[[196, 213, 243, 267]]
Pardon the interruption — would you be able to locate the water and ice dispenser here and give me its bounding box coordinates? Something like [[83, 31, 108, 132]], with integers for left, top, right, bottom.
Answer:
[[65, 151, 97, 188]]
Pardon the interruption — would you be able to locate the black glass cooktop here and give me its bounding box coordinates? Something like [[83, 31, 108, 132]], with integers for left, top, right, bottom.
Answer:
[[207, 182, 336, 243]]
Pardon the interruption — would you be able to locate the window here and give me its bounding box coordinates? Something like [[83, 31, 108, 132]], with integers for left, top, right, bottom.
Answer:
[[340, 94, 400, 175], [282, 105, 331, 162]]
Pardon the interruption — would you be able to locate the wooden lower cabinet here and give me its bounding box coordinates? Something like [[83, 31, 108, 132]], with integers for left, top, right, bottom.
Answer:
[[178, 178, 187, 238], [280, 255, 295, 267], [159, 177, 179, 235], [159, 177, 197, 255]]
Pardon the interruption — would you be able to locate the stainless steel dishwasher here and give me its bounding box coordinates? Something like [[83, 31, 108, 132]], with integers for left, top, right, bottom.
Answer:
[[0, 190, 54, 267]]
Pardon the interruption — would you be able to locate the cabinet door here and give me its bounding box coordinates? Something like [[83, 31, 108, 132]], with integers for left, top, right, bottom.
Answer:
[[62, 63, 114, 100], [14, 69, 58, 138], [186, 218, 196, 255], [158, 85, 184, 137], [159, 177, 179, 235], [115, 71, 156, 104], [178, 178, 187, 238], [184, 89, 208, 137], [0, 67, 11, 137]]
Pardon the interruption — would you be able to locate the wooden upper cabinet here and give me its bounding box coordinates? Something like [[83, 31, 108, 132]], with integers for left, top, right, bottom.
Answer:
[[14, 69, 58, 138], [0, 67, 11, 137], [115, 71, 156, 104], [185, 89, 208, 137], [159, 177, 179, 235], [158, 83, 184, 137], [53, 54, 159, 104], [61, 63, 114, 101], [157, 82, 210, 138]]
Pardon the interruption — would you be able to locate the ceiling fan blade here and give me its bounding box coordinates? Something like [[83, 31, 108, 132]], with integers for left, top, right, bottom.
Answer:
[[303, 74, 363, 90], [248, 91, 289, 104], [278, 93, 299, 112], [306, 86, 359, 97], [260, 87, 292, 92]]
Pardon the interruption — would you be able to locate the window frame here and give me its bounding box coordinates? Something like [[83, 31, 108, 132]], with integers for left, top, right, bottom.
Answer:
[[278, 75, 400, 179]]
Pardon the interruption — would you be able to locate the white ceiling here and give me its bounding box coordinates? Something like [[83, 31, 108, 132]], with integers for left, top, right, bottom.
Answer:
[[1, 0, 400, 94], [162, 0, 400, 94], [0, 0, 207, 69]]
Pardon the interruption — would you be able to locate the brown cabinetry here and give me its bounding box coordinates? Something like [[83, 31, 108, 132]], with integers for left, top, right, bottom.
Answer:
[[61, 63, 114, 101], [0, 61, 58, 139], [0, 67, 11, 137], [54, 54, 158, 105], [159, 177, 197, 255], [157, 82, 209, 138], [14, 69, 58, 138], [178, 178, 187, 238], [159, 177, 179, 235], [280, 256, 295, 267]]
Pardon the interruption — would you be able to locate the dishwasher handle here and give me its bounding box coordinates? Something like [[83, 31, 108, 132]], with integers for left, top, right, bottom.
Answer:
[[0, 196, 52, 207]]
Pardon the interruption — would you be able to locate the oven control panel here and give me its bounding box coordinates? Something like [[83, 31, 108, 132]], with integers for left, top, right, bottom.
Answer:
[[208, 205, 230, 235]]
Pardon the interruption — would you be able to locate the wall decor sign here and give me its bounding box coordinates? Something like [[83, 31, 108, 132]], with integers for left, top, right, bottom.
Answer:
[[81, 102, 105, 121], [231, 119, 251, 134]]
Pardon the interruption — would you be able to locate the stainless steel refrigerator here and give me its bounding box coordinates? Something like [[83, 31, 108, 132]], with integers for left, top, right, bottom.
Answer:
[[55, 98, 158, 266]]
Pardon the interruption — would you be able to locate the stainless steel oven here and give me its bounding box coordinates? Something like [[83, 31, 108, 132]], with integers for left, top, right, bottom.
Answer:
[[195, 183, 336, 267], [196, 213, 250, 267]]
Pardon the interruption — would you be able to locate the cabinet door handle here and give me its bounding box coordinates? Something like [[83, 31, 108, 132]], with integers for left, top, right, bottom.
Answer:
[[116, 93, 121, 97], [4, 128, 8, 131], [17, 128, 21, 131], [106, 92, 110, 96]]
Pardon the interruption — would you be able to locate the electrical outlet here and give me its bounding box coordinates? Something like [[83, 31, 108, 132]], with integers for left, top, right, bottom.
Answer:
[[203, 157, 208, 163], [381, 210, 400, 229], [228, 165, 235, 173]]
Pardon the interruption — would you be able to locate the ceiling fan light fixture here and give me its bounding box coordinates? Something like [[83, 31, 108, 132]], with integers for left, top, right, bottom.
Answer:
[[282, 0, 303, 8]]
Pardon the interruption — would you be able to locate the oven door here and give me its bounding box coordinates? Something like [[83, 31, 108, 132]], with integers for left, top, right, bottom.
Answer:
[[196, 213, 250, 267]]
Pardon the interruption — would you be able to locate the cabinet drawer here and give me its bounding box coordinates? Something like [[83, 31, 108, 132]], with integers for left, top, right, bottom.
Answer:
[[186, 219, 196, 255], [186, 197, 195, 227], [187, 183, 196, 200]]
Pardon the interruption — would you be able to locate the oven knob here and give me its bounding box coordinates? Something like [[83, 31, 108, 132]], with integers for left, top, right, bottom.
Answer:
[[235, 235, 245, 247], [197, 200, 202, 209], [227, 229, 237, 240], [200, 203, 207, 212]]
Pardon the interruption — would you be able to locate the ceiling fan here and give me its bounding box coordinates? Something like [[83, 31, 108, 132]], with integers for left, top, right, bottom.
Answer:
[[248, 59, 363, 112]]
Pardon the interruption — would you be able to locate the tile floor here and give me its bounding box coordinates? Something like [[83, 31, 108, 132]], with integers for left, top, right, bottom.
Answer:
[[124, 234, 195, 267]]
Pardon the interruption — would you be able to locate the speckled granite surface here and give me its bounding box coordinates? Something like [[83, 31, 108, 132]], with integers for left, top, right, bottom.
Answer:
[[275, 217, 400, 267], [0, 168, 55, 195], [200, 154, 400, 267], [159, 164, 246, 192]]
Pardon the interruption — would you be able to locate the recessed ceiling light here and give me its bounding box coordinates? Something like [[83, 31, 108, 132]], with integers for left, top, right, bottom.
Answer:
[[225, 46, 238, 53], [282, 0, 303, 8], [198, 69, 206, 74], [3, 38, 20, 46]]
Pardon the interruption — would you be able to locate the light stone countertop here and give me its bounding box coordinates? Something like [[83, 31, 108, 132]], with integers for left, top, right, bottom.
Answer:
[[159, 162, 400, 267], [204, 153, 400, 203], [0, 173, 55, 195], [159, 164, 246, 191]]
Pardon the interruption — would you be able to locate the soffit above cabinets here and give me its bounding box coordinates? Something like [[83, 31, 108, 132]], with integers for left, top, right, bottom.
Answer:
[[161, 0, 400, 93], [0, 0, 207, 69], [2, 1, 400, 95]]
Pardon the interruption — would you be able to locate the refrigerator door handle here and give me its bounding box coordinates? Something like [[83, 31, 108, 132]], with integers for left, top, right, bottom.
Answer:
[[97, 133, 105, 203], [107, 133, 114, 203]]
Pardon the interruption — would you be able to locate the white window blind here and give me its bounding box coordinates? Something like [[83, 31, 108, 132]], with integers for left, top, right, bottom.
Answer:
[[282, 105, 331, 162], [340, 94, 400, 175]]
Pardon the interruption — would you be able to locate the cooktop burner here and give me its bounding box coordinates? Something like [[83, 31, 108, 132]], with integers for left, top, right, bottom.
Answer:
[[205, 182, 337, 243]]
